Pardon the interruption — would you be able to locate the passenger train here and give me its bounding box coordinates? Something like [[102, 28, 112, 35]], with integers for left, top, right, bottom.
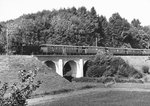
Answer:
[[39, 44, 150, 55]]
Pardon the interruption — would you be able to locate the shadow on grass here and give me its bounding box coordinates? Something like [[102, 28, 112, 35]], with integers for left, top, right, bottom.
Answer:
[[32, 89, 74, 98], [49, 89, 74, 95], [32, 85, 97, 98], [77, 85, 97, 90]]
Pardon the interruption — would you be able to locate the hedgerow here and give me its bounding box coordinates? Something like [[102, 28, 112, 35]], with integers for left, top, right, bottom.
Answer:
[[72, 77, 144, 83]]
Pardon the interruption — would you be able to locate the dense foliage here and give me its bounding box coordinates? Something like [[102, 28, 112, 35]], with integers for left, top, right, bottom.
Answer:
[[86, 53, 143, 79], [0, 68, 41, 106], [0, 7, 150, 54]]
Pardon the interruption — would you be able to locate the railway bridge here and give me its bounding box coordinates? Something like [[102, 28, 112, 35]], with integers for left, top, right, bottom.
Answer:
[[36, 55, 94, 78]]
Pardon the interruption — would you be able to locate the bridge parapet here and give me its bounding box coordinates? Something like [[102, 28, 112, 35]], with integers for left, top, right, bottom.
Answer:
[[35, 55, 94, 61]]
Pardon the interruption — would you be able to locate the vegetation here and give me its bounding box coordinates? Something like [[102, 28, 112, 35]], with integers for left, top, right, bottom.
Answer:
[[142, 66, 149, 74], [86, 53, 143, 79], [72, 77, 144, 83], [0, 68, 41, 106], [0, 7, 150, 54]]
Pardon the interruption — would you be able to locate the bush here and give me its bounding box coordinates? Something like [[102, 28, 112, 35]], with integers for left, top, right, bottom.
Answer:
[[86, 53, 143, 79], [86, 65, 106, 77], [115, 77, 144, 83], [0, 68, 42, 106], [142, 66, 149, 74]]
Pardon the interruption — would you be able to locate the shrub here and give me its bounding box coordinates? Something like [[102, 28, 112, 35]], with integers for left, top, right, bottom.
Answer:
[[86, 53, 142, 79], [0, 68, 42, 106], [142, 66, 149, 74], [86, 65, 106, 77]]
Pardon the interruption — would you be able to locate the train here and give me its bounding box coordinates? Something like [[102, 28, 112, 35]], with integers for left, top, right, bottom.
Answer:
[[39, 44, 150, 55]]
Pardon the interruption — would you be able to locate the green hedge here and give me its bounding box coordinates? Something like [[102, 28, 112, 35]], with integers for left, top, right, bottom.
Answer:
[[85, 54, 143, 79], [72, 77, 144, 83]]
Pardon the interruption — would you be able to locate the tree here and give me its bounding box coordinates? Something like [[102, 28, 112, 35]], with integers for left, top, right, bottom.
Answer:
[[90, 7, 97, 16], [68, 7, 77, 15], [107, 13, 130, 47], [6, 18, 36, 54], [0, 23, 6, 54], [131, 19, 141, 29], [3, 6, 150, 53], [123, 26, 150, 49], [77, 6, 87, 16], [96, 15, 108, 46]]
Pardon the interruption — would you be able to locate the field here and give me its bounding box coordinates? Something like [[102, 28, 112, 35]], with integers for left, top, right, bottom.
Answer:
[[30, 87, 150, 106]]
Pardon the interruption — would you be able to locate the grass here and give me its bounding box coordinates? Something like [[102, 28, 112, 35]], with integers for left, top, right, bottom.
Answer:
[[0, 55, 75, 96], [31, 90, 150, 106], [32, 83, 101, 98], [32, 89, 75, 98]]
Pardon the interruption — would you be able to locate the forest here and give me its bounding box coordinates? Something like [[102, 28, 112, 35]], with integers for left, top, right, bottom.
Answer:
[[0, 6, 150, 54]]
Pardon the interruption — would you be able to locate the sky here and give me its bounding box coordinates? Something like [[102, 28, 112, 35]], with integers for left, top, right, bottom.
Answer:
[[0, 0, 150, 26]]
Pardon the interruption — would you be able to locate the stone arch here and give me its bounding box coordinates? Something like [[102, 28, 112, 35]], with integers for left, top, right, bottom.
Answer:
[[63, 60, 77, 81], [44, 60, 56, 72], [83, 60, 93, 77]]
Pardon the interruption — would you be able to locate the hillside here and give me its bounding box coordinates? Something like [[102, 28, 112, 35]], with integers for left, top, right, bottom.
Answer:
[[0, 55, 75, 95], [120, 56, 150, 72], [1, 7, 150, 55]]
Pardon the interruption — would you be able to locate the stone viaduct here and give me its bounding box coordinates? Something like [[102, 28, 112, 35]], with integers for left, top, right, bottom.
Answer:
[[36, 55, 94, 78]]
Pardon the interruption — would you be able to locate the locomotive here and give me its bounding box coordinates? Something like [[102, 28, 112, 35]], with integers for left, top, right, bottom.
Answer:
[[40, 44, 150, 55]]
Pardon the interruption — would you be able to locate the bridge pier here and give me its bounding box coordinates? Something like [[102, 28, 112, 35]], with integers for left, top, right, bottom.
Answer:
[[76, 59, 84, 78], [56, 59, 63, 76]]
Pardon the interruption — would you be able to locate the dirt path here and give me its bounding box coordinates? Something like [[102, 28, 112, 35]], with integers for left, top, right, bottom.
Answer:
[[27, 84, 150, 106]]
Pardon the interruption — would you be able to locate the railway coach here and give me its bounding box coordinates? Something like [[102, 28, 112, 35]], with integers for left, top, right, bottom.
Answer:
[[39, 44, 150, 56]]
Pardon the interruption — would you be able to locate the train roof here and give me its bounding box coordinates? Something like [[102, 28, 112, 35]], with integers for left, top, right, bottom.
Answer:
[[40, 44, 150, 51], [40, 44, 73, 47], [40, 44, 99, 48]]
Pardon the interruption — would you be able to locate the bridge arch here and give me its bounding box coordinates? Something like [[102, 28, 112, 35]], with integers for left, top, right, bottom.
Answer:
[[83, 60, 93, 77], [44, 60, 56, 72], [63, 60, 77, 81]]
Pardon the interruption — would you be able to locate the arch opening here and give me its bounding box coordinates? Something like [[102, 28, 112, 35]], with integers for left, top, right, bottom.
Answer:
[[83, 60, 93, 77], [63, 60, 77, 81], [44, 61, 56, 72]]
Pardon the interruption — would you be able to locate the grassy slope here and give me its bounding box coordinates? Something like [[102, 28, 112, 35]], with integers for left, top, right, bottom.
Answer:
[[120, 56, 150, 72], [0, 55, 75, 95]]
